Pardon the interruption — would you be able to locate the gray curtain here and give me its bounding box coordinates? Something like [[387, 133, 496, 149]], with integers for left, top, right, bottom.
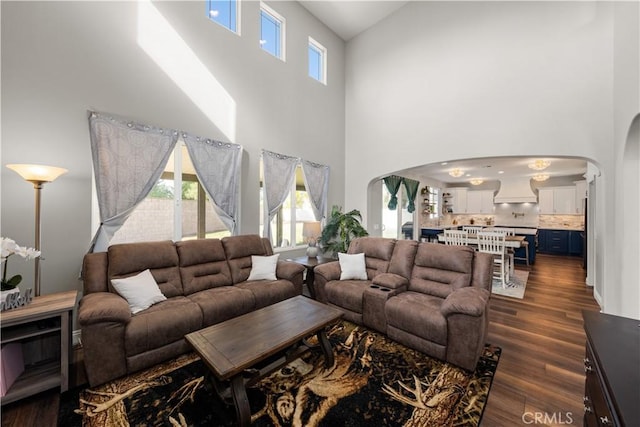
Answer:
[[301, 159, 330, 222], [383, 175, 403, 210], [88, 111, 178, 252], [262, 149, 299, 240], [183, 133, 243, 235], [403, 178, 420, 213]]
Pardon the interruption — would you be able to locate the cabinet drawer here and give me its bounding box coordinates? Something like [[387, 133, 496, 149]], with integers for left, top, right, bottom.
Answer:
[[584, 345, 615, 426]]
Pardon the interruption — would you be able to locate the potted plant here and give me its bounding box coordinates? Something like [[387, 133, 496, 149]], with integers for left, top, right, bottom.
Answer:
[[318, 205, 369, 256], [1, 237, 40, 304]]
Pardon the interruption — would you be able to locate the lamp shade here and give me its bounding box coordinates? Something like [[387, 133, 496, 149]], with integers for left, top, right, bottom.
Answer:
[[6, 164, 68, 183], [302, 221, 321, 239]]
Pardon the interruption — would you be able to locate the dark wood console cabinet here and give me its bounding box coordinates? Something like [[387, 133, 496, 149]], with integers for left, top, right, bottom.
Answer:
[[582, 310, 640, 426]]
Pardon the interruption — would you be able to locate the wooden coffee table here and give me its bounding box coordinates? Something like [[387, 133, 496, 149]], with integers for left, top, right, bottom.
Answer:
[[185, 296, 343, 427]]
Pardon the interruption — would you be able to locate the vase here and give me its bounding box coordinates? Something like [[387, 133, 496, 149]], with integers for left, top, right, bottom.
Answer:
[[306, 245, 319, 258]]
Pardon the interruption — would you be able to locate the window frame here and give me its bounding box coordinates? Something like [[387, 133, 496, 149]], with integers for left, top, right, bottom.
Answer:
[[259, 2, 286, 61], [308, 36, 327, 84], [206, 0, 241, 35], [259, 165, 316, 250], [95, 141, 232, 246]]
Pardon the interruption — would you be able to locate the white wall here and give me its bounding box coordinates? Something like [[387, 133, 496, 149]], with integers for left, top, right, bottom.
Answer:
[[1, 1, 345, 295], [345, 1, 639, 318], [612, 1, 640, 319]]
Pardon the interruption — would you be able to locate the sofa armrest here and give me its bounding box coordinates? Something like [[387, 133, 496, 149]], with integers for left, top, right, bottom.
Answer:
[[440, 287, 490, 317], [314, 261, 341, 281], [312, 261, 340, 303], [78, 292, 132, 326], [371, 273, 408, 290], [275, 260, 306, 284], [78, 292, 130, 386]]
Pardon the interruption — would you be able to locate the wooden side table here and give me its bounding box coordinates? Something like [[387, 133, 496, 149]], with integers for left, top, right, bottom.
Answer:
[[287, 256, 334, 299], [1, 290, 78, 405]]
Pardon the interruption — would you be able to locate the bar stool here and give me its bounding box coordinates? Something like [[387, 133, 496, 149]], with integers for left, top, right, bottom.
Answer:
[[514, 238, 530, 266], [444, 229, 469, 246], [477, 231, 508, 288], [501, 228, 516, 275]]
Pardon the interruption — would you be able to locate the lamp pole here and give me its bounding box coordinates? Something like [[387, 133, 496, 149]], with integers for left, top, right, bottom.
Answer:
[[31, 180, 44, 297], [6, 164, 68, 297]]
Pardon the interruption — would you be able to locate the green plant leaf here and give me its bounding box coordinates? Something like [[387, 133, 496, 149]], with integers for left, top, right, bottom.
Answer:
[[1, 274, 22, 290]]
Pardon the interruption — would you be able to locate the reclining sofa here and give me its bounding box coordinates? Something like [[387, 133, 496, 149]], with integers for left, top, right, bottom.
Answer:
[[314, 237, 493, 371], [78, 234, 305, 386]]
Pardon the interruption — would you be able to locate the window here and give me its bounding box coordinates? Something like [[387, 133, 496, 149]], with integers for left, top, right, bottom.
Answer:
[[259, 166, 314, 248], [308, 37, 327, 84], [382, 183, 414, 240], [260, 3, 285, 60], [109, 143, 231, 245], [206, 0, 239, 34]]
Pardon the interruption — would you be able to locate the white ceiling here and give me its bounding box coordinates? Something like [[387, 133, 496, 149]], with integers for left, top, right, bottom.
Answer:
[[398, 157, 588, 185], [299, 0, 409, 41]]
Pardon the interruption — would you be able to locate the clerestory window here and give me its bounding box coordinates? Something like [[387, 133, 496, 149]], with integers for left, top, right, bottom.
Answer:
[[308, 37, 327, 84], [206, 0, 239, 34], [260, 3, 285, 60]]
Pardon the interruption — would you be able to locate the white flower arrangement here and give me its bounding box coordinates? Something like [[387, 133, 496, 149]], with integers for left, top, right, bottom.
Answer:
[[1, 237, 41, 291]]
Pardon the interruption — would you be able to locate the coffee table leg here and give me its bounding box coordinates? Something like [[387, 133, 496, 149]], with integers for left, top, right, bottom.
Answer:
[[230, 375, 251, 427], [317, 329, 334, 368]]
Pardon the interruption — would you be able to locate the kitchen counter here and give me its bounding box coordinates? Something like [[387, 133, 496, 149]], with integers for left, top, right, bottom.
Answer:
[[484, 226, 538, 235], [539, 226, 584, 231], [420, 225, 459, 231]]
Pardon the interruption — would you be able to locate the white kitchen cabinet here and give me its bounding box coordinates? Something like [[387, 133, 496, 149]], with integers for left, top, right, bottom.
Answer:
[[538, 186, 577, 214], [574, 180, 587, 214], [466, 190, 494, 213], [538, 188, 555, 214], [447, 188, 468, 214]]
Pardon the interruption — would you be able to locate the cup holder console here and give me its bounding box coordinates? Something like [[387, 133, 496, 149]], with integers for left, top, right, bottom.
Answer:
[[369, 285, 390, 292]]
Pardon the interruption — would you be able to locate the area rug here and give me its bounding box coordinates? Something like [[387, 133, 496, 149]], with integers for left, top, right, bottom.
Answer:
[[59, 321, 500, 427], [492, 269, 529, 299]]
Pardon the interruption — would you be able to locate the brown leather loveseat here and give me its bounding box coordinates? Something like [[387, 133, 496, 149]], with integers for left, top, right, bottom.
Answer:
[[78, 234, 305, 386], [314, 237, 493, 371]]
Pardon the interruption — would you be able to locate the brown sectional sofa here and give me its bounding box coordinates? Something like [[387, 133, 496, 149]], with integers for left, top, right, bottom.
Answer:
[[78, 234, 305, 386], [314, 237, 493, 371]]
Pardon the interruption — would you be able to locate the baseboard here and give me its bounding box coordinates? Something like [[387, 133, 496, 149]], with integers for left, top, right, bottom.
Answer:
[[73, 329, 82, 347], [593, 288, 603, 309]]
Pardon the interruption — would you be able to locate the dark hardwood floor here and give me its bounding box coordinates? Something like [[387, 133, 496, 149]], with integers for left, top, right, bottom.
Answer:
[[483, 253, 599, 426], [1, 253, 598, 426]]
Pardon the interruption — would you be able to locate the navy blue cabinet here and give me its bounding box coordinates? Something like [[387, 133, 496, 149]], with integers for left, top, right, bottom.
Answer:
[[569, 231, 584, 255], [547, 230, 569, 254], [537, 229, 549, 253], [538, 229, 582, 256]]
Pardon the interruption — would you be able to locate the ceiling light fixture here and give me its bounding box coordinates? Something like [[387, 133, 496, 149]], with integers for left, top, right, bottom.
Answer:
[[470, 178, 484, 185], [532, 173, 550, 182], [448, 168, 464, 178], [528, 159, 551, 170]]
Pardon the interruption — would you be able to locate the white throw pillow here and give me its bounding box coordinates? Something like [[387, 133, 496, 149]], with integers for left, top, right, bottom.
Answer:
[[111, 269, 167, 314], [248, 254, 280, 281], [338, 252, 368, 280]]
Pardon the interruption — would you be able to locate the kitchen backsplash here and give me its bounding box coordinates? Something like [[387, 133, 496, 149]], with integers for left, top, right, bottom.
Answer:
[[538, 215, 584, 230], [420, 203, 584, 230]]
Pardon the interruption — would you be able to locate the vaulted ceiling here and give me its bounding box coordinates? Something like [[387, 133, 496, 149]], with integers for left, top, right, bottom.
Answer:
[[299, 1, 409, 40]]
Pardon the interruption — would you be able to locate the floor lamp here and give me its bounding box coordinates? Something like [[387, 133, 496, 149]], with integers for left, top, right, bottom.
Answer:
[[6, 164, 68, 297]]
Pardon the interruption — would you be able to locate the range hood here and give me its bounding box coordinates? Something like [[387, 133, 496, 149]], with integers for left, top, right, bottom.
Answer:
[[494, 178, 538, 203]]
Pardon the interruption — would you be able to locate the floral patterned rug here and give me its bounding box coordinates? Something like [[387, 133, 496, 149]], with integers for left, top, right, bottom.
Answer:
[[59, 321, 500, 427]]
